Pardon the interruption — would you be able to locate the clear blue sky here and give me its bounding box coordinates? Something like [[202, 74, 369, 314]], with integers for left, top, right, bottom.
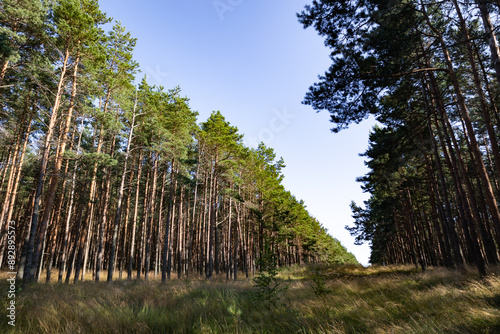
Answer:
[[99, 0, 375, 265]]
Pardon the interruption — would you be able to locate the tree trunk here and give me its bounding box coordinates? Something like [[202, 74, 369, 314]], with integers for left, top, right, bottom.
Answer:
[[137, 161, 151, 279], [144, 155, 158, 280], [0, 106, 33, 268], [162, 159, 176, 282], [476, 0, 500, 86], [421, 3, 499, 274], [128, 151, 143, 280], [186, 154, 200, 279], [58, 119, 84, 282], [108, 93, 138, 282], [24, 48, 71, 282]]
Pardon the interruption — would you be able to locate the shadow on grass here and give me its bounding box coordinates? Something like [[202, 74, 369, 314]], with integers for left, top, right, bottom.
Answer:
[[0, 266, 499, 333]]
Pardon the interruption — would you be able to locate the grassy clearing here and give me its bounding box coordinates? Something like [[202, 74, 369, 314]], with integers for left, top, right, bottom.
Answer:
[[1, 265, 499, 333]]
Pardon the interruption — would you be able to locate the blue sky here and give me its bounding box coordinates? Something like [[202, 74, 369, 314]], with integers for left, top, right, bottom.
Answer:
[[99, 0, 375, 265]]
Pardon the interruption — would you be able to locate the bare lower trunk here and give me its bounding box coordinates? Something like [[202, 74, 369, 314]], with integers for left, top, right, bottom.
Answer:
[[128, 151, 143, 280], [162, 159, 176, 282], [144, 155, 158, 281], [59, 119, 84, 283], [0, 60, 9, 82], [108, 93, 138, 282], [24, 49, 71, 282]]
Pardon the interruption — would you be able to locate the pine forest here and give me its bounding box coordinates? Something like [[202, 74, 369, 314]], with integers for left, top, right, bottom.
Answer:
[[0, 0, 355, 285], [1, 0, 500, 333], [298, 0, 500, 277]]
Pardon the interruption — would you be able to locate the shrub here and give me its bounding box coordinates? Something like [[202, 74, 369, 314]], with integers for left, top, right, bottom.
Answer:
[[252, 242, 289, 308]]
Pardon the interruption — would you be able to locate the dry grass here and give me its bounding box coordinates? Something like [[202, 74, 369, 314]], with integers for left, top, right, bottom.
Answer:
[[1, 265, 499, 333]]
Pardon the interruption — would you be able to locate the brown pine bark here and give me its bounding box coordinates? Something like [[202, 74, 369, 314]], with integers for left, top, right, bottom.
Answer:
[[144, 155, 158, 280], [0, 59, 9, 82], [74, 119, 106, 283], [476, 0, 500, 86], [177, 184, 184, 279], [227, 196, 232, 280], [45, 124, 78, 282], [155, 170, 167, 278], [207, 159, 215, 279], [58, 118, 84, 283], [108, 93, 138, 282], [137, 160, 151, 279], [119, 162, 135, 279], [186, 154, 200, 279], [421, 2, 497, 275], [0, 150, 12, 205], [33, 54, 80, 282], [162, 159, 177, 281], [452, 0, 500, 198], [24, 48, 71, 282], [0, 107, 33, 268], [0, 124, 23, 230], [128, 150, 143, 280], [95, 131, 118, 281], [421, 52, 465, 268]]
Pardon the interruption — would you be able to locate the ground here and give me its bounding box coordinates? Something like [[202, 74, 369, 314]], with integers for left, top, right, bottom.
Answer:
[[1, 265, 499, 333]]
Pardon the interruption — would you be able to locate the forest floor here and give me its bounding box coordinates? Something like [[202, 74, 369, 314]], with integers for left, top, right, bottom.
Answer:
[[0, 265, 499, 333]]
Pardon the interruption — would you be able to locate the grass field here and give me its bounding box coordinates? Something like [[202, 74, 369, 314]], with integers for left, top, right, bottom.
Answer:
[[1, 265, 499, 333]]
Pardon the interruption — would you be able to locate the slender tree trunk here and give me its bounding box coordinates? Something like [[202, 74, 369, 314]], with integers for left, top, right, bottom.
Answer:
[[186, 154, 200, 279], [0, 108, 33, 268], [128, 151, 143, 280], [483, 135, 500, 194], [0, 114, 24, 232], [144, 155, 158, 280], [452, 0, 500, 195], [0, 60, 9, 82], [119, 165, 135, 279], [24, 48, 71, 282], [95, 133, 117, 281], [0, 150, 12, 206], [421, 53, 465, 268], [162, 160, 176, 282], [207, 160, 216, 279], [177, 184, 184, 279], [33, 54, 80, 283], [137, 161, 151, 279], [155, 170, 167, 278], [58, 120, 84, 282], [422, 3, 500, 267], [66, 183, 86, 283], [227, 196, 232, 280], [108, 93, 138, 282], [234, 197, 239, 280], [75, 122, 104, 282], [476, 0, 500, 86]]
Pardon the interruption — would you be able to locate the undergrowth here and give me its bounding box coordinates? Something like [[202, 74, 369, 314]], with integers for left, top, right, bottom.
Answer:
[[0, 265, 499, 333]]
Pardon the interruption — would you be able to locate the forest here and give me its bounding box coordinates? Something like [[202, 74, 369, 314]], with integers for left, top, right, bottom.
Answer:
[[0, 0, 357, 285], [1, 0, 500, 333], [298, 0, 500, 277]]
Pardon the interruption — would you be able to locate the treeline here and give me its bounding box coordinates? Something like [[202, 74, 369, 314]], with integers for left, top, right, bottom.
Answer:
[[299, 0, 500, 275], [0, 0, 357, 283]]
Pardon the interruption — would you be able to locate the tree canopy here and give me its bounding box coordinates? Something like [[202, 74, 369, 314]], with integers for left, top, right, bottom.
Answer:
[[300, 0, 500, 276], [0, 0, 357, 284]]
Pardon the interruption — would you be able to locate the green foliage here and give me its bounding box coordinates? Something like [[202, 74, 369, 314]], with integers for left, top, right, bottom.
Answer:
[[252, 242, 289, 308], [299, 0, 500, 273], [227, 300, 243, 333], [1, 0, 360, 290], [2, 267, 500, 333], [308, 267, 330, 297], [0, 0, 46, 64]]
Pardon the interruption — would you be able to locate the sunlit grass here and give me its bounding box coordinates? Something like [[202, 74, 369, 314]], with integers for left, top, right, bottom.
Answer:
[[1, 265, 499, 333]]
